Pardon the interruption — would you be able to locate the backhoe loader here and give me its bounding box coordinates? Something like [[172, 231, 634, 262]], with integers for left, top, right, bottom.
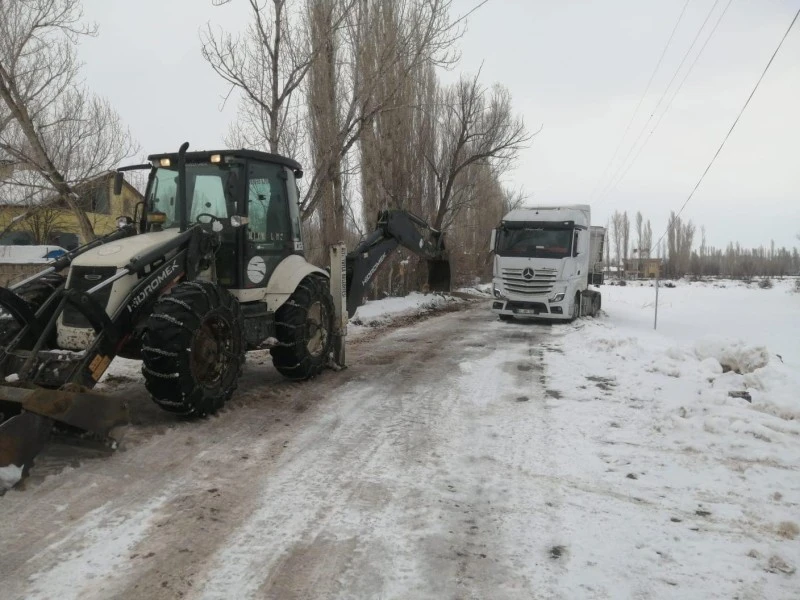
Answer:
[[0, 143, 450, 487]]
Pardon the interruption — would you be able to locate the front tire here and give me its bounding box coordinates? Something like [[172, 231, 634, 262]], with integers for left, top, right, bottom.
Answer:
[[570, 293, 581, 321], [142, 282, 244, 416], [271, 276, 334, 380]]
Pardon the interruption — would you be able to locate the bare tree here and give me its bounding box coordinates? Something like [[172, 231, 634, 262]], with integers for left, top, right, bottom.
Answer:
[[0, 0, 138, 241], [201, 0, 316, 157], [610, 210, 624, 277], [21, 203, 67, 244], [426, 73, 532, 231], [302, 0, 465, 223], [306, 0, 345, 247], [699, 225, 706, 277], [621, 210, 630, 273], [642, 219, 652, 256]]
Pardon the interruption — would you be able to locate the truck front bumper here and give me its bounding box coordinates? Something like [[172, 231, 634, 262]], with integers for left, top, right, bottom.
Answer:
[[490, 299, 570, 321]]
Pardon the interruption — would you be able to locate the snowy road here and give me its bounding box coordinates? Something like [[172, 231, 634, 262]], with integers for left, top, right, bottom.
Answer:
[[1, 291, 798, 599]]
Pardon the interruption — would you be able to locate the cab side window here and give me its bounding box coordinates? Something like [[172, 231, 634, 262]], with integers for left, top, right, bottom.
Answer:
[[247, 162, 290, 250]]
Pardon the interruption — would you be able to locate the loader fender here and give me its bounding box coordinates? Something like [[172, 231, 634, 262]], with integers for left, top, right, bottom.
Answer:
[[229, 255, 328, 312]]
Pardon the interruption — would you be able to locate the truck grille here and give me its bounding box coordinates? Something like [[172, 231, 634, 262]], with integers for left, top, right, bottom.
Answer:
[[501, 267, 557, 296], [63, 266, 117, 327]]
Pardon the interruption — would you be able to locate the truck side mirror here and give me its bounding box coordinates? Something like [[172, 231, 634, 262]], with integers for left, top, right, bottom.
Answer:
[[113, 171, 124, 196], [490, 229, 497, 252]]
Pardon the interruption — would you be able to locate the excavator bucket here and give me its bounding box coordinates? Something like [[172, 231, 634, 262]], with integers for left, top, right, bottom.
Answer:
[[0, 384, 128, 481], [427, 259, 451, 293]]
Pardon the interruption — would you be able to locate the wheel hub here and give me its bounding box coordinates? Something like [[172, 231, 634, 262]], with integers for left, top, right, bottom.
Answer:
[[305, 301, 329, 357], [191, 315, 233, 387]]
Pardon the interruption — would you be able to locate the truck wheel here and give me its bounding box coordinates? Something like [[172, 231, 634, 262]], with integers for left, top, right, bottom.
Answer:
[[271, 276, 334, 380], [570, 293, 581, 321], [142, 281, 245, 416], [499, 314, 514, 322]]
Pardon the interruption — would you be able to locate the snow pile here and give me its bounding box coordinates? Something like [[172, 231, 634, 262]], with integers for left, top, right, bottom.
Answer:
[[691, 336, 770, 374], [539, 280, 800, 597], [456, 282, 493, 297], [349, 292, 462, 328], [0, 464, 23, 492]]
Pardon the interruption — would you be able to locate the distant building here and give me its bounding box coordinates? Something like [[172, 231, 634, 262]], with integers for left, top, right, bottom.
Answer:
[[0, 171, 143, 249], [623, 257, 663, 279]]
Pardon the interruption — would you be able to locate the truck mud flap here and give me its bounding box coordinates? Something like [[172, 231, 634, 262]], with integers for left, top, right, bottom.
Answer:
[[427, 259, 451, 292], [0, 384, 128, 474]]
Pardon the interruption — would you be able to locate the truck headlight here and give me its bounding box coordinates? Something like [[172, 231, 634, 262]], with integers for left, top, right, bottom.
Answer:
[[549, 286, 567, 303], [493, 283, 504, 298]]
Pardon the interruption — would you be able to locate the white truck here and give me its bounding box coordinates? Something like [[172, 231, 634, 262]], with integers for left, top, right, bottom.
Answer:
[[489, 204, 605, 321]]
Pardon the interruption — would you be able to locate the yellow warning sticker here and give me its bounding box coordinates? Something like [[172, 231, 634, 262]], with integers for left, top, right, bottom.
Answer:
[[89, 354, 111, 381]]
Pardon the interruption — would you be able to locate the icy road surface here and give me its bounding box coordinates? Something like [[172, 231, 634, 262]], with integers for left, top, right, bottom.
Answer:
[[1, 283, 799, 599]]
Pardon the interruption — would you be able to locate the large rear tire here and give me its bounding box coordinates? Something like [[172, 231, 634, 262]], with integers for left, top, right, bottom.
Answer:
[[270, 276, 334, 380], [142, 281, 244, 416]]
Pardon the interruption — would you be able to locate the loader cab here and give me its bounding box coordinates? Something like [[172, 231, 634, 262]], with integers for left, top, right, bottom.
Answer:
[[144, 150, 304, 290]]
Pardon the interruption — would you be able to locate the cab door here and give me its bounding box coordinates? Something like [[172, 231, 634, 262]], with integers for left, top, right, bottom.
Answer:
[[241, 160, 295, 289]]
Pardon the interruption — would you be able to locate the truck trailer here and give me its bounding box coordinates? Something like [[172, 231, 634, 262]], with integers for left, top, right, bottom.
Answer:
[[489, 204, 605, 321]]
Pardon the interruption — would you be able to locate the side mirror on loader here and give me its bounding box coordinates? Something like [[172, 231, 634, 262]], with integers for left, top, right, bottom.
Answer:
[[113, 171, 124, 196]]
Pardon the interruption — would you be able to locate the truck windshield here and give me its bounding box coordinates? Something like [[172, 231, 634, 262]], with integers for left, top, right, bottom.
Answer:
[[147, 164, 242, 229], [496, 227, 573, 259]]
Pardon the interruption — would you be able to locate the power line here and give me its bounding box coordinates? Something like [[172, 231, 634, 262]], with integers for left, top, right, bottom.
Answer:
[[650, 7, 800, 254], [600, 0, 733, 202], [596, 0, 722, 205], [589, 0, 692, 201]]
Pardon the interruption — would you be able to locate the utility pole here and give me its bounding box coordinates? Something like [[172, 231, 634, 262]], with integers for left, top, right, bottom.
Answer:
[[654, 275, 659, 330]]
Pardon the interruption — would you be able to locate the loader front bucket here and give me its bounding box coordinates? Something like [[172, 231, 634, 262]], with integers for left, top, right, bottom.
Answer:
[[0, 384, 128, 483], [427, 259, 451, 293]]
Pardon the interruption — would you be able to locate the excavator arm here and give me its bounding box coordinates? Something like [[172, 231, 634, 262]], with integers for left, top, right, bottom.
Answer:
[[345, 210, 451, 318]]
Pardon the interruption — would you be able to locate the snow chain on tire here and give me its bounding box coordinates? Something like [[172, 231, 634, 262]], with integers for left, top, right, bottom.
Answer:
[[270, 276, 334, 381], [142, 281, 245, 416]]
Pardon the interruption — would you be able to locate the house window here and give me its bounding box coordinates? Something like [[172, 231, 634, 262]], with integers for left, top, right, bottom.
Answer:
[[91, 184, 110, 213], [80, 181, 110, 214]]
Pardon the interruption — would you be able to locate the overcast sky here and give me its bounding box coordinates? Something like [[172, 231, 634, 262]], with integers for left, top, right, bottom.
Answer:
[[78, 0, 799, 249]]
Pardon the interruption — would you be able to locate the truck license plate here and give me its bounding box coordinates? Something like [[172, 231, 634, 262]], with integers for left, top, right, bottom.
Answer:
[[515, 309, 537, 315]]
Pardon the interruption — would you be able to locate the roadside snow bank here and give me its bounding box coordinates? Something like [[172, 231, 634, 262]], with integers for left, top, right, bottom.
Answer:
[[691, 336, 770, 374], [350, 292, 462, 328], [456, 282, 492, 297]]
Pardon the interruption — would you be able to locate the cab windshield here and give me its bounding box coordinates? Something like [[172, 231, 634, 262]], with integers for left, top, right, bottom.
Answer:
[[496, 227, 573, 259], [146, 164, 242, 229]]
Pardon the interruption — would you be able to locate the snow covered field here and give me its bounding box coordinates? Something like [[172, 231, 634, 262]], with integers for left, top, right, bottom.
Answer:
[[538, 278, 800, 597]]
